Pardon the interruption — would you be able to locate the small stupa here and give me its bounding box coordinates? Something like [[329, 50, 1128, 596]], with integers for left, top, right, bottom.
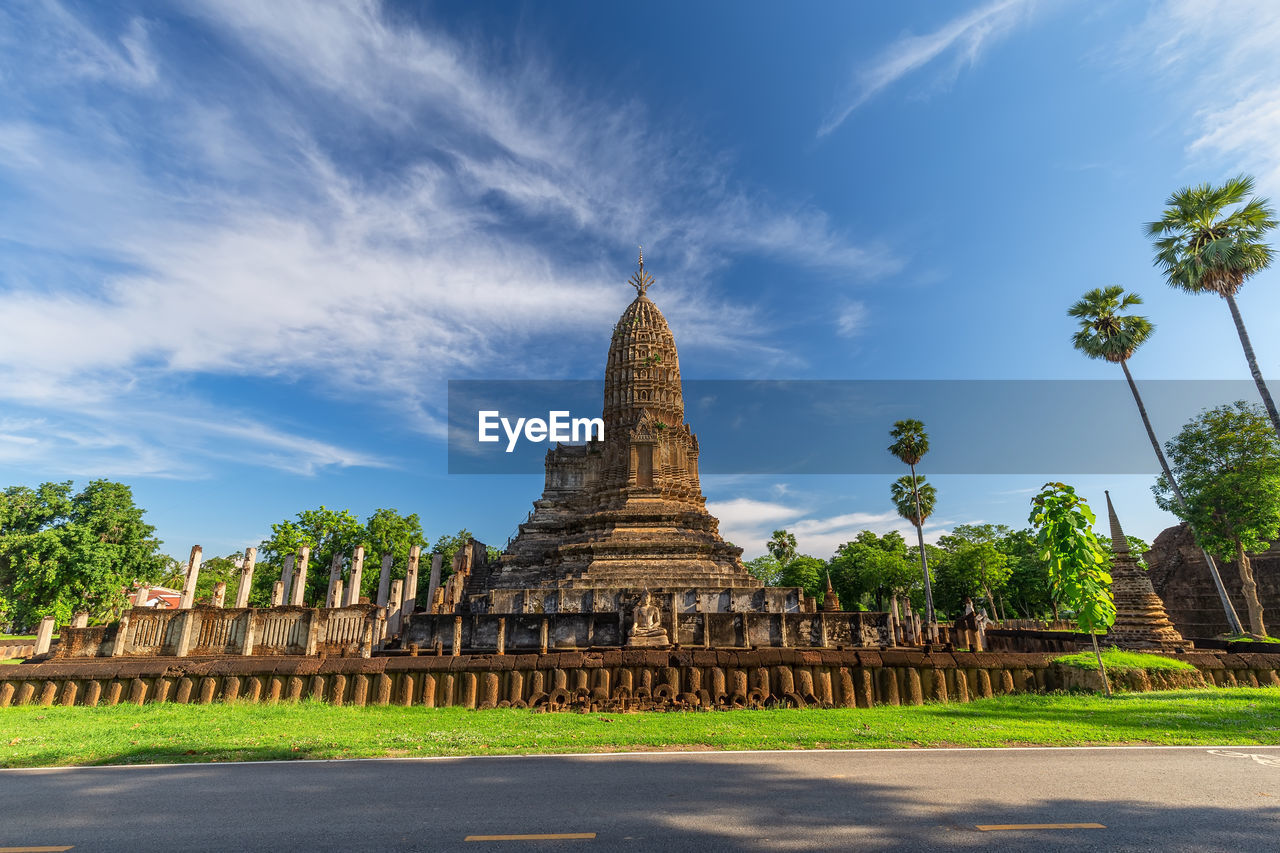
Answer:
[[1104, 491, 1192, 651]]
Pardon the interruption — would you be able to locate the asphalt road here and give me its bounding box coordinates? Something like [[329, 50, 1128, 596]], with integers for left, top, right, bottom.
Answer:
[[2, 746, 1279, 852]]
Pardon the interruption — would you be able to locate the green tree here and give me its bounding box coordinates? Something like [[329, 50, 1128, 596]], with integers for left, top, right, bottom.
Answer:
[[258, 507, 363, 606], [1068, 285, 1244, 634], [936, 524, 1013, 619], [886, 417, 938, 631], [358, 508, 428, 602], [1154, 402, 1280, 637], [835, 532, 918, 613], [0, 480, 167, 627], [1148, 175, 1280, 436], [744, 553, 784, 586], [998, 528, 1057, 620], [779, 555, 827, 601], [767, 529, 797, 566], [1030, 483, 1115, 694]]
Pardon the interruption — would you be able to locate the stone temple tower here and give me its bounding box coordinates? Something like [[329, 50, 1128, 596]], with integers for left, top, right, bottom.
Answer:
[[481, 252, 758, 593]]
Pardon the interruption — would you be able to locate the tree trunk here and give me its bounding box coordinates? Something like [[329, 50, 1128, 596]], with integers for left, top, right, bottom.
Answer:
[[981, 581, 997, 623], [1121, 358, 1245, 634], [1092, 631, 1111, 698], [1236, 538, 1267, 637], [1225, 291, 1280, 437], [908, 463, 936, 640]]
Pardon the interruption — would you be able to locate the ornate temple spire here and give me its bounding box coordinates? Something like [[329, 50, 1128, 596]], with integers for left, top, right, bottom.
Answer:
[[628, 245, 654, 296], [1105, 490, 1130, 555], [1102, 489, 1191, 650]]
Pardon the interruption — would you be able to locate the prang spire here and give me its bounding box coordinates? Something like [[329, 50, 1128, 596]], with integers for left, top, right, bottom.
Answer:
[[628, 245, 653, 296], [1105, 490, 1130, 555]]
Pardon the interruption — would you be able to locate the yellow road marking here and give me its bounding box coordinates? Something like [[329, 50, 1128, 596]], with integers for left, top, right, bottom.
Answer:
[[976, 823, 1105, 831], [465, 833, 595, 842], [0, 847, 75, 852]]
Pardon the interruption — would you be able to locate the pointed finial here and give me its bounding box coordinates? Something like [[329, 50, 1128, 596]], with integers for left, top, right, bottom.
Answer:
[[628, 247, 654, 296], [1104, 490, 1130, 555], [825, 570, 834, 593]]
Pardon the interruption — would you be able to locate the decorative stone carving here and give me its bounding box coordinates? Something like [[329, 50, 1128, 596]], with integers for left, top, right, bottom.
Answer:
[[627, 591, 670, 647]]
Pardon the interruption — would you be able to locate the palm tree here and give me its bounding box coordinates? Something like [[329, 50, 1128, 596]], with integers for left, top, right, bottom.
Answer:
[[767, 529, 797, 567], [1147, 175, 1280, 436], [888, 420, 937, 637], [1068, 286, 1244, 634]]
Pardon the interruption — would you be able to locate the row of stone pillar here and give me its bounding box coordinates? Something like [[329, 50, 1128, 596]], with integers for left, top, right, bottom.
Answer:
[[155, 543, 446, 623]]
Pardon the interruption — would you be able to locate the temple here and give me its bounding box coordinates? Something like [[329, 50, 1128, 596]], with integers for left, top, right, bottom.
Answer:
[[403, 254, 889, 651]]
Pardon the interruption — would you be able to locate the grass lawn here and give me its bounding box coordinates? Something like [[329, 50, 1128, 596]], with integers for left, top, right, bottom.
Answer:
[[1054, 649, 1198, 672], [2, 688, 1278, 768]]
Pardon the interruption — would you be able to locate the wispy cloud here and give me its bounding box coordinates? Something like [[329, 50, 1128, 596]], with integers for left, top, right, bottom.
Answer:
[[0, 1, 892, 478], [1130, 0, 1280, 193], [835, 301, 868, 338], [710, 492, 948, 561], [818, 0, 1031, 137]]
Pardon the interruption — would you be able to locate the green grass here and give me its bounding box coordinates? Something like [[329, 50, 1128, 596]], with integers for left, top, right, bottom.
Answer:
[[0, 659, 22, 665], [0, 635, 37, 642], [1053, 649, 1197, 672], [1224, 634, 1280, 644], [2, 689, 1277, 768]]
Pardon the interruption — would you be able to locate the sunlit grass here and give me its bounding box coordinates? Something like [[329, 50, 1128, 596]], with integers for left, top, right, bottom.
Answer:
[[1054, 649, 1198, 672], [2, 688, 1277, 768]]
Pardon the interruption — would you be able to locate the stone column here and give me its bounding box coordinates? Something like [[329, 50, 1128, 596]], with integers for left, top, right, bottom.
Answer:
[[34, 615, 56, 655], [376, 553, 393, 608], [71, 611, 89, 628], [133, 585, 150, 607], [280, 554, 296, 605], [111, 613, 131, 656], [387, 580, 403, 637], [270, 581, 284, 607], [400, 545, 420, 623], [496, 616, 506, 655], [242, 610, 258, 656], [289, 546, 310, 606], [345, 546, 365, 607], [212, 582, 227, 608], [426, 553, 443, 614], [174, 609, 196, 657], [325, 553, 343, 610], [235, 546, 257, 609], [179, 545, 203, 609], [452, 615, 463, 656]]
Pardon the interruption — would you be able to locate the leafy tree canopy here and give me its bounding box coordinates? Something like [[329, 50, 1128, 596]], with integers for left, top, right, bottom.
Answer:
[[0, 480, 167, 628], [1030, 483, 1114, 634], [1153, 401, 1280, 562]]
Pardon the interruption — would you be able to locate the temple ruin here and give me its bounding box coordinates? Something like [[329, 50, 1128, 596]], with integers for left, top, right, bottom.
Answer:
[[403, 254, 889, 652]]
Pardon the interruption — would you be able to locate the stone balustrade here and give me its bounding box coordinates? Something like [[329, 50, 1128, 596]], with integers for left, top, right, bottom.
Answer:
[[5, 648, 1278, 711], [54, 605, 382, 660]]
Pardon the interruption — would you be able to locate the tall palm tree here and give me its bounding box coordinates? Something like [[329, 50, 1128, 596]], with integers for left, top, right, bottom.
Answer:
[[1147, 175, 1280, 436], [888, 420, 937, 636], [1068, 286, 1244, 634], [767, 529, 797, 567]]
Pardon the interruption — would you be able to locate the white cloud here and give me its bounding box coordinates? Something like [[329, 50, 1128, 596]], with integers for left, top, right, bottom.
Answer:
[[0, 1, 895, 478], [836, 301, 867, 337], [1130, 0, 1280, 194], [819, 0, 1031, 137]]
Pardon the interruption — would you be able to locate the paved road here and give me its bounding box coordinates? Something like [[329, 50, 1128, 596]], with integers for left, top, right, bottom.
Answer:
[[2, 746, 1279, 851]]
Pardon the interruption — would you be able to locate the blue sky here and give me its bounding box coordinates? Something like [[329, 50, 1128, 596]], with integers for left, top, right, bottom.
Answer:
[[2, 0, 1279, 560]]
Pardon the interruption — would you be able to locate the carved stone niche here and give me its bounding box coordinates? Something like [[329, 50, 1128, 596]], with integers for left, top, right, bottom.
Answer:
[[626, 590, 670, 648]]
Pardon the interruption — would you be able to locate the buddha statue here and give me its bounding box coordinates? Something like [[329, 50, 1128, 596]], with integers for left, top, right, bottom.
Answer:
[[627, 590, 670, 647]]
